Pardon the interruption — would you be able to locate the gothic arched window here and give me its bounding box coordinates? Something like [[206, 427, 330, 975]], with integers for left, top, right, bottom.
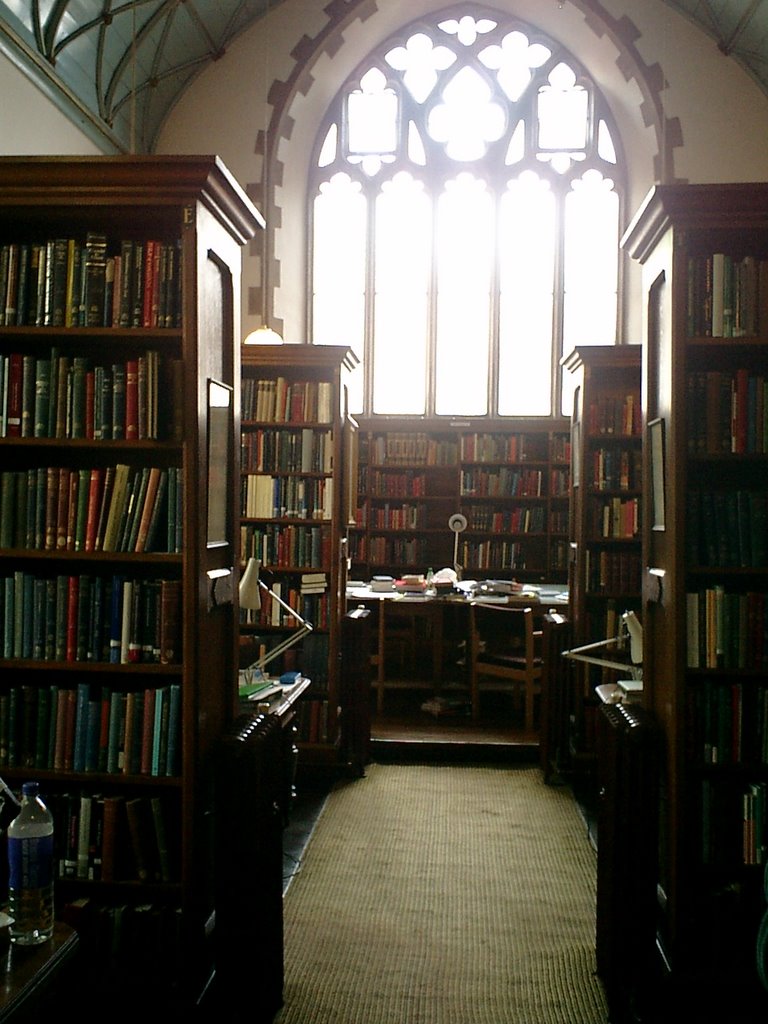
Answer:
[[309, 9, 623, 418]]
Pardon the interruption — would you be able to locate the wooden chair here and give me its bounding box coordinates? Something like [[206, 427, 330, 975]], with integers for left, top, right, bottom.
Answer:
[[468, 602, 543, 731]]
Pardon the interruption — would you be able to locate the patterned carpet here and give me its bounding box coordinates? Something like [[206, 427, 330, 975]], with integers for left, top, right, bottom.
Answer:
[[276, 763, 609, 1024]]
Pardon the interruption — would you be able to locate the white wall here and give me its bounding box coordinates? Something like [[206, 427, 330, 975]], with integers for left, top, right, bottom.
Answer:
[[3, 2, 768, 346], [156, 0, 768, 348], [0, 51, 103, 155]]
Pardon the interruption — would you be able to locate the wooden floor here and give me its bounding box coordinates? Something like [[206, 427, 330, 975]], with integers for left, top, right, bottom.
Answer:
[[369, 688, 540, 762]]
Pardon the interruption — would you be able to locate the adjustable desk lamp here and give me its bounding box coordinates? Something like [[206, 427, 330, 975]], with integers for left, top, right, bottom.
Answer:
[[563, 610, 643, 681], [239, 557, 313, 683]]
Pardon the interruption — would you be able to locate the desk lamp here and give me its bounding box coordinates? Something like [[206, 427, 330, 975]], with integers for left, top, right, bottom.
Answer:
[[563, 610, 643, 680], [239, 557, 313, 683], [448, 513, 467, 580]]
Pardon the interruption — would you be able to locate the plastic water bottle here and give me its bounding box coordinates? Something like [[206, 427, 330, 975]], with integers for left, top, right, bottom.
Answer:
[[7, 781, 54, 945]]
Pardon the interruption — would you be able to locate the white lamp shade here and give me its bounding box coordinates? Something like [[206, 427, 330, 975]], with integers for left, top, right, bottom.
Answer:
[[239, 557, 262, 611]]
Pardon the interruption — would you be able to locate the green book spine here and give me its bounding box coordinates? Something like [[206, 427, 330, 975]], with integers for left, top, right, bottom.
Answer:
[[111, 363, 125, 440], [70, 355, 89, 439]]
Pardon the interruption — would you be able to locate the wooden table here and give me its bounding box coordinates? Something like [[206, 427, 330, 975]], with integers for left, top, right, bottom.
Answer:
[[0, 922, 79, 1023], [347, 585, 568, 714]]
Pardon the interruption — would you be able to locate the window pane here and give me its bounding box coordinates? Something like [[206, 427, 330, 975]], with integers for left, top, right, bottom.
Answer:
[[347, 68, 398, 156], [537, 62, 587, 151], [563, 171, 619, 348], [310, 11, 623, 420], [498, 174, 555, 416], [435, 174, 493, 415], [373, 174, 431, 414], [312, 174, 367, 413]]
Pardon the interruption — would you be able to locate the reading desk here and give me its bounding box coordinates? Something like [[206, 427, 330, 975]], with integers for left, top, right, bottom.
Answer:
[[346, 582, 568, 714]]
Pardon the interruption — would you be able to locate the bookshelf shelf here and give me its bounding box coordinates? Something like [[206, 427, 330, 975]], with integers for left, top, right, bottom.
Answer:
[[562, 345, 642, 775], [623, 181, 768, 1013], [351, 418, 570, 582], [0, 155, 261, 1008], [239, 344, 359, 765]]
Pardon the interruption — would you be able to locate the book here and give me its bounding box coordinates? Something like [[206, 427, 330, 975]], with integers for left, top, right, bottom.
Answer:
[[81, 232, 108, 326], [33, 357, 51, 437], [159, 578, 181, 664], [101, 463, 131, 553], [126, 797, 159, 882], [151, 796, 172, 882], [100, 794, 126, 883], [133, 467, 162, 552]]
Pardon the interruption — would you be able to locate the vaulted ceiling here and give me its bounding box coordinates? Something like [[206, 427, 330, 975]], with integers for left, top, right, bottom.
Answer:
[[0, 1, 766, 153]]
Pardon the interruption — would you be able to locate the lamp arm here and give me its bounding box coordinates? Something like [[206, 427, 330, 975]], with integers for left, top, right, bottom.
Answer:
[[251, 578, 314, 675]]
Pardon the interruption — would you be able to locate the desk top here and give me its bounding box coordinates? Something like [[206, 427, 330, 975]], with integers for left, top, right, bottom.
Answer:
[[0, 922, 78, 1022], [346, 582, 568, 607]]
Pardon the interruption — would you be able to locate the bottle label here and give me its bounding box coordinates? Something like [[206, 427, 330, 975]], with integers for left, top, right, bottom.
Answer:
[[8, 835, 54, 889]]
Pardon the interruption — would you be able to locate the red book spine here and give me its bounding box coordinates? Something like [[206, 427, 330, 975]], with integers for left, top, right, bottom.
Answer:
[[125, 359, 138, 440], [84, 468, 103, 553], [5, 352, 23, 436], [140, 688, 156, 775], [142, 240, 157, 328]]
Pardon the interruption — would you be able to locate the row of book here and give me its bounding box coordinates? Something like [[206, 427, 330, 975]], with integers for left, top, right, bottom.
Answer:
[[460, 467, 544, 497], [239, 577, 329, 629], [0, 682, 180, 779], [50, 790, 178, 887], [240, 426, 333, 474], [0, 236, 182, 330], [1, 572, 181, 665], [587, 392, 641, 437], [0, 348, 179, 440], [550, 468, 571, 497], [240, 472, 334, 520], [585, 548, 642, 596], [458, 538, 540, 571], [589, 496, 640, 539], [0, 464, 182, 555], [686, 489, 767, 568], [369, 432, 459, 467], [701, 778, 768, 868], [686, 253, 768, 339], [462, 503, 547, 533], [62, 898, 182, 984], [367, 469, 429, 498], [588, 447, 642, 491], [240, 522, 331, 568], [686, 368, 768, 454], [296, 697, 333, 744], [686, 587, 767, 670], [367, 502, 428, 529], [241, 377, 334, 424], [688, 681, 768, 767], [459, 432, 550, 464]]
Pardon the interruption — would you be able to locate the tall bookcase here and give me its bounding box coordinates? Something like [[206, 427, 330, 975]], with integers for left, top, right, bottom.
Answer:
[[239, 343, 358, 762], [350, 418, 570, 584], [0, 156, 261, 1007], [623, 183, 768, 1013], [563, 346, 642, 766]]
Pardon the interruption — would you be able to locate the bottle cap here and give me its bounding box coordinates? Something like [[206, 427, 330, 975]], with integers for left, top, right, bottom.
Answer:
[[21, 782, 39, 798]]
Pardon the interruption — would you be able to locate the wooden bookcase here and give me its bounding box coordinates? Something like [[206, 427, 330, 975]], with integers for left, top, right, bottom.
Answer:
[[239, 343, 358, 763], [350, 417, 570, 584], [563, 346, 642, 766], [623, 183, 768, 1013], [0, 156, 261, 1007]]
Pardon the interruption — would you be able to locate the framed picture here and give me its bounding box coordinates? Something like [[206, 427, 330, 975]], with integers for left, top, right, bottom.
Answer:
[[649, 417, 666, 531], [207, 379, 233, 548]]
